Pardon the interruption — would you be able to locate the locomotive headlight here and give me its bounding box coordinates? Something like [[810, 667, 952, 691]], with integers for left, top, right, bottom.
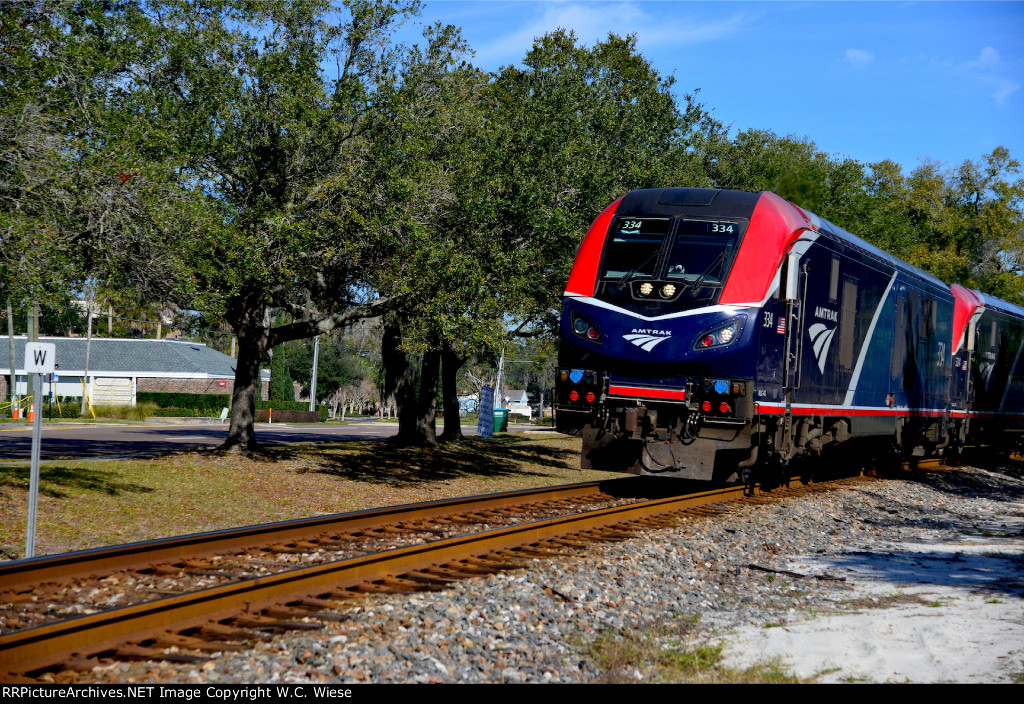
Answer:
[[660, 284, 676, 298], [694, 319, 743, 350], [571, 313, 602, 343], [638, 282, 653, 296]]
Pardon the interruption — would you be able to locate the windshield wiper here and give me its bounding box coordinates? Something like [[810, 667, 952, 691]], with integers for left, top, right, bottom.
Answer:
[[683, 246, 730, 293], [615, 250, 660, 290]]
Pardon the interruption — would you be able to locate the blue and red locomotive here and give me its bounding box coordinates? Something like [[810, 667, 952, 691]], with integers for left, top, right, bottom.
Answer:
[[556, 188, 1024, 482]]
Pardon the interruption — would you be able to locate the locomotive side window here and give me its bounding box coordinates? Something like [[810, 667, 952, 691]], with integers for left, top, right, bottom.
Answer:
[[601, 217, 671, 279], [891, 296, 906, 380], [839, 278, 859, 370], [829, 256, 840, 303], [921, 299, 936, 338]]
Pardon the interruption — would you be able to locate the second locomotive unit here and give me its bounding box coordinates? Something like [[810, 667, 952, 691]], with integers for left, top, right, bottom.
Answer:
[[556, 187, 976, 482]]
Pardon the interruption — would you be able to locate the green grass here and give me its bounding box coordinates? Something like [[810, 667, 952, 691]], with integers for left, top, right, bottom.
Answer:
[[0, 432, 607, 558], [584, 625, 807, 684], [843, 592, 942, 610], [89, 402, 160, 421]]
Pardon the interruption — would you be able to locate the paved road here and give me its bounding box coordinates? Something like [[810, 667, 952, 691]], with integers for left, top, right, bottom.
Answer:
[[0, 419, 407, 460]]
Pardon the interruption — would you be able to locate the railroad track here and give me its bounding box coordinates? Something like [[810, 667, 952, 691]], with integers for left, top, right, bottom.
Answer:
[[0, 472, 876, 681]]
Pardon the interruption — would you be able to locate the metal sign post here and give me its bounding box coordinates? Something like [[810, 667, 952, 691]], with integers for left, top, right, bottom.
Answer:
[[24, 342, 55, 559]]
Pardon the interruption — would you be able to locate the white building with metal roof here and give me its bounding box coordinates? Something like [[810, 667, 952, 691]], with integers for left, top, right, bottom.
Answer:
[[1, 337, 268, 404]]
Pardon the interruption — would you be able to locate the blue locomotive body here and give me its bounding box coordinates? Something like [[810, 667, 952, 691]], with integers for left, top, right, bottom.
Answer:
[[556, 188, 1013, 482]]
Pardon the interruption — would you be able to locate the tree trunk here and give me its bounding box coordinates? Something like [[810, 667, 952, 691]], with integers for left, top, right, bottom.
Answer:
[[439, 340, 464, 442], [384, 319, 440, 445], [384, 319, 421, 444], [221, 315, 270, 451], [415, 347, 440, 444]]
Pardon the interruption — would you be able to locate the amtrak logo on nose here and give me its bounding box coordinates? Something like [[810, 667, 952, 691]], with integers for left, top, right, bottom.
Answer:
[[623, 329, 671, 352]]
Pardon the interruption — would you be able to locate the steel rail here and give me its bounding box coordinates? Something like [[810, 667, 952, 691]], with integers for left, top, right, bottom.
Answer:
[[0, 479, 634, 592], [0, 482, 751, 679]]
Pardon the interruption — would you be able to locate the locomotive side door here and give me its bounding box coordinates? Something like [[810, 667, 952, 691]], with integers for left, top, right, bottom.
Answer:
[[778, 246, 808, 460], [783, 248, 807, 395]]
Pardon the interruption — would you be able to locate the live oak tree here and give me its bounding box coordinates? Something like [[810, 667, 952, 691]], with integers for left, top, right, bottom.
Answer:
[[487, 30, 711, 327], [105, 0, 419, 449], [856, 150, 1023, 301], [375, 30, 722, 445], [0, 1, 204, 339], [330, 23, 498, 445], [947, 147, 1024, 301]]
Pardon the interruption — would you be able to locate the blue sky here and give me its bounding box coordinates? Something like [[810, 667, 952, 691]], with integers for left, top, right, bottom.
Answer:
[[395, 1, 1023, 174]]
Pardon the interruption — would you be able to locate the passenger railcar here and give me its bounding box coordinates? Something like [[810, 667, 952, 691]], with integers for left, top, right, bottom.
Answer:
[[556, 188, 985, 482], [951, 284, 1024, 450]]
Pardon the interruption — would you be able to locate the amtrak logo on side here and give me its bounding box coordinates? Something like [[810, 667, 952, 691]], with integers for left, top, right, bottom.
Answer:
[[808, 323, 836, 373], [623, 332, 671, 352]]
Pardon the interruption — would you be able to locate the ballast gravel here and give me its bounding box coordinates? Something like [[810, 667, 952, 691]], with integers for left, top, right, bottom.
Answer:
[[73, 462, 1024, 684]]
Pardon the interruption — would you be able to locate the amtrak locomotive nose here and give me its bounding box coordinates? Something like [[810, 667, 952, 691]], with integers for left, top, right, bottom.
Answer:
[[556, 187, 1021, 484]]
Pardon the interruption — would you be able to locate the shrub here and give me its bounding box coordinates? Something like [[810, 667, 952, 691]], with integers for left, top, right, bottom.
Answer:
[[137, 392, 230, 413], [90, 402, 160, 421]]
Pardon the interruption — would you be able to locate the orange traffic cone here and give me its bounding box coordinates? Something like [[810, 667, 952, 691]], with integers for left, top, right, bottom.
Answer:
[[12, 403, 18, 420], [28, 403, 35, 422]]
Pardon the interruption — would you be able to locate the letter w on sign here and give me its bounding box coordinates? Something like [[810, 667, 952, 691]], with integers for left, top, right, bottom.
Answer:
[[25, 343, 56, 374]]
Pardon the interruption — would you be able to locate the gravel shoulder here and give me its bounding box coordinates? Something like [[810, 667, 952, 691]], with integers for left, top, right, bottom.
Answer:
[[67, 457, 1024, 685]]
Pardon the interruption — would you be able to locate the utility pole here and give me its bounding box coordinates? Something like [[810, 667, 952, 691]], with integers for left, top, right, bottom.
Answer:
[[81, 294, 94, 416], [309, 335, 320, 412], [6, 301, 15, 412], [494, 346, 505, 410]]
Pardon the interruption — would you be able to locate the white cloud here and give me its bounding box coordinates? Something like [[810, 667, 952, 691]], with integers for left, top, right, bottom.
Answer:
[[960, 46, 1019, 105], [844, 49, 873, 68], [966, 46, 1000, 70], [472, 2, 754, 68], [980, 75, 1019, 105]]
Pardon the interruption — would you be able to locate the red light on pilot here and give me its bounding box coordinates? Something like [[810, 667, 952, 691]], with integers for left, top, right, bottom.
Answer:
[[569, 390, 579, 401], [719, 402, 730, 413], [701, 401, 711, 412], [585, 391, 596, 403]]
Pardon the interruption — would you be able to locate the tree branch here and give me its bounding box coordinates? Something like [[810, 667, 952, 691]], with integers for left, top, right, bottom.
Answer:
[[269, 295, 401, 346]]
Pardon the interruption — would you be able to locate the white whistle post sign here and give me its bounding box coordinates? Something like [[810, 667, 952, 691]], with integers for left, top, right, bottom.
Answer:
[[25, 342, 56, 374], [25, 342, 56, 558]]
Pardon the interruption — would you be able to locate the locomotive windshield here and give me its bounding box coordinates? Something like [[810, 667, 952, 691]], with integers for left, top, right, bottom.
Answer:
[[663, 220, 739, 286], [597, 216, 744, 313], [601, 217, 671, 279]]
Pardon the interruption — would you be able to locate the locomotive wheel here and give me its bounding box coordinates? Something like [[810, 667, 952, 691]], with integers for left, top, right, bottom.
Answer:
[[789, 454, 813, 485], [757, 455, 789, 492]]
